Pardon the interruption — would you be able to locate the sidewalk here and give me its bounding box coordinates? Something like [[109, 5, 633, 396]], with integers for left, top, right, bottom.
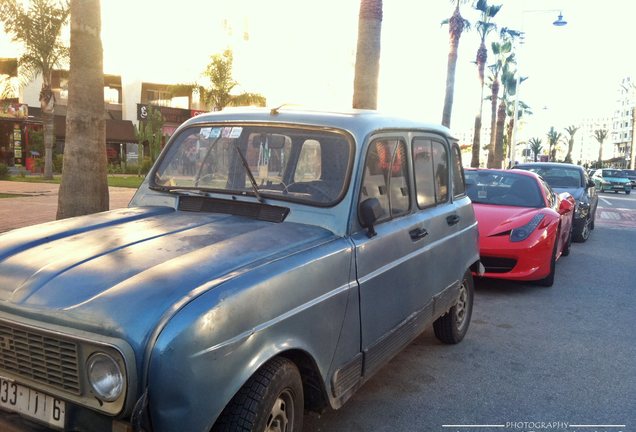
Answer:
[[0, 180, 137, 233]]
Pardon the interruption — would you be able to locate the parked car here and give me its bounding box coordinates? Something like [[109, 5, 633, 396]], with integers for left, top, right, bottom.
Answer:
[[592, 168, 632, 194], [0, 109, 481, 432], [513, 162, 598, 242], [465, 168, 574, 286], [622, 169, 636, 187]]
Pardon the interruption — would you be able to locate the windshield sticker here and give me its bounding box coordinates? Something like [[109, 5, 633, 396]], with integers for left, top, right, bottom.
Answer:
[[478, 190, 487, 199], [221, 127, 232, 138], [229, 127, 243, 138]]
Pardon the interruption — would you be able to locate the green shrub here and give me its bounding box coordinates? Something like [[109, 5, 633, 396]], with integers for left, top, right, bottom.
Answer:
[[53, 154, 64, 173], [140, 157, 154, 175], [0, 163, 8, 180]]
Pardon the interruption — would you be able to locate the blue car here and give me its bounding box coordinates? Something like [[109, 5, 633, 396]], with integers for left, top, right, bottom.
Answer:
[[0, 109, 481, 432], [592, 168, 632, 194]]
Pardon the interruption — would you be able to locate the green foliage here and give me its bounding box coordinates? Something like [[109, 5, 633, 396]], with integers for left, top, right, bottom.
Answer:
[[135, 106, 164, 163], [29, 129, 44, 156], [199, 49, 266, 111], [53, 153, 64, 173], [0, 163, 8, 180], [0, 0, 70, 83]]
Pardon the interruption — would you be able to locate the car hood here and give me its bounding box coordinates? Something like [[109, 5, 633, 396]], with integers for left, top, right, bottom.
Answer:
[[552, 187, 584, 201], [473, 204, 542, 237], [0, 206, 336, 348]]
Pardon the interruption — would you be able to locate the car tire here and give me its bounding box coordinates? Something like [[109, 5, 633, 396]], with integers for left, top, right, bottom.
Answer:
[[573, 217, 591, 243], [626, 190, 631, 195], [433, 270, 473, 344], [537, 231, 559, 287], [212, 357, 304, 432]]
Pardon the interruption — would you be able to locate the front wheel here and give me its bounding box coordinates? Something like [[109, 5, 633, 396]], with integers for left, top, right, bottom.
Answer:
[[626, 190, 631, 195], [433, 270, 474, 344], [212, 357, 304, 432], [537, 230, 559, 287]]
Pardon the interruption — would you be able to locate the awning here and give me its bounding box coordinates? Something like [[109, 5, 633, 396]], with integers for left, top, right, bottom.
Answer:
[[53, 116, 136, 143]]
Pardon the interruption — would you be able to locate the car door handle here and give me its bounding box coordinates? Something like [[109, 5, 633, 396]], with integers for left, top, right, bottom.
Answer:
[[409, 227, 429, 241], [446, 214, 460, 226]]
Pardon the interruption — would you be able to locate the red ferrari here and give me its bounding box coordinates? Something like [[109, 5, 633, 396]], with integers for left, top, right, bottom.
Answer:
[[465, 168, 575, 286]]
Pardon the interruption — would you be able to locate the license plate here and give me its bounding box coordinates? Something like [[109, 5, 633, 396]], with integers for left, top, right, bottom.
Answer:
[[0, 377, 65, 429]]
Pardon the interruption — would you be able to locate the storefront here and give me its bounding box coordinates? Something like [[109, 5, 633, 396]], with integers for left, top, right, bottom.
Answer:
[[0, 102, 38, 168]]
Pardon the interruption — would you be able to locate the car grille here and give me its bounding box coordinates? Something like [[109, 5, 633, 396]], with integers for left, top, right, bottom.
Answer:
[[0, 321, 81, 395], [481, 256, 517, 273]]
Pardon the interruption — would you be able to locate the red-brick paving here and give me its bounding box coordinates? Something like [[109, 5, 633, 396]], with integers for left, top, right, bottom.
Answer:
[[0, 180, 136, 233]]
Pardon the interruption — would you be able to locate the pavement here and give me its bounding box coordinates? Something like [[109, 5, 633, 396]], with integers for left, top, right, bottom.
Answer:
[[0, 180, 137, 233]]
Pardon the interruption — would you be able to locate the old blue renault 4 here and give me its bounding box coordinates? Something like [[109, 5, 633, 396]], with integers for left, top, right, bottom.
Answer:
[[0, 108, 481, 432]]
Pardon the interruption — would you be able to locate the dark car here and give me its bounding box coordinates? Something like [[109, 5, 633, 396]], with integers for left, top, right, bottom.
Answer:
[[513, 162, 598, 242], [623, 169, 636, 187]]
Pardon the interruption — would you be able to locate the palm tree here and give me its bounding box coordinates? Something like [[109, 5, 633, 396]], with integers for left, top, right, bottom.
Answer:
[[0, 0, 70, 179], [57, 0, 108, 219], [546, 126, 562, 161], [594, 129, 608, 167], [441, 0, 471, 128], [486, 38, 514, 167], [470, 0, 502, 168], [200, 50, 266, 111], [528, 137, 543, 162], [505, 98, 531, 163], [563, 125, 579, 164], [493, 66, 520, 168], [352, 0, 383, 109]]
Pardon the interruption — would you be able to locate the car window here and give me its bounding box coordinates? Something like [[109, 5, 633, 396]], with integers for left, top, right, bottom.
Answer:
[[451, 144, 466, 197], [413, 138, 449, 208], [359, 138, 411, 221], [152, 125, 353, 206], [464, 171, 544, 208]]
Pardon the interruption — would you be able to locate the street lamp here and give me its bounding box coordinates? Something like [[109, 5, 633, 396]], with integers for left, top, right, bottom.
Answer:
[[509, 10, 567, 166]]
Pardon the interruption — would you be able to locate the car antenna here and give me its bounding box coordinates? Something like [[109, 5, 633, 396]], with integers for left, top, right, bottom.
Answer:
[[270, 103, 301, 115]]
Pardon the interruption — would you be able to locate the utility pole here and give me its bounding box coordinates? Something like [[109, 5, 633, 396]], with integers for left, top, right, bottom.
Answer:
[[631, 107, 636, 170]]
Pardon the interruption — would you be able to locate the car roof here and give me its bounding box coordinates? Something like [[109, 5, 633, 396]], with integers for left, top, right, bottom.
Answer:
[[464, 167, 542, 180], [178, 107, 454, 142], [515, 162, 584, 171]]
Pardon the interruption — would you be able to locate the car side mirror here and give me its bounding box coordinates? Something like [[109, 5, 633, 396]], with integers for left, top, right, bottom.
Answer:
[[586, 179, 595, 188], [360, 198, 384, 238]]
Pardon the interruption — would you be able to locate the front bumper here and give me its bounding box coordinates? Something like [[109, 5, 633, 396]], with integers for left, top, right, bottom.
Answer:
[[478, 233, 554, 281]]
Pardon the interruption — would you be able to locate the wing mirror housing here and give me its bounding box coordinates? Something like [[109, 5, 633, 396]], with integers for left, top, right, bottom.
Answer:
[[360, 198, 384, 238], [586, 179, 595, 188], [558, 193, 575, 215]]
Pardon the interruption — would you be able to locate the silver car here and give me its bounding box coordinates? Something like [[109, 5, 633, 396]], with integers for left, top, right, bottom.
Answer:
[[0, 108, 481, 431]]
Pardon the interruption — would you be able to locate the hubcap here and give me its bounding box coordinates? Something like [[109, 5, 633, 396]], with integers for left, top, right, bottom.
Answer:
[[266, 389, 294, 432], [455, 281, 468, 330]]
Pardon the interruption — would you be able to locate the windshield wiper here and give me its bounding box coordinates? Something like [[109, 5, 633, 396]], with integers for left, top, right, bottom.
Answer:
[[150, 185, 211, 197], [233, 143, 264, 203]]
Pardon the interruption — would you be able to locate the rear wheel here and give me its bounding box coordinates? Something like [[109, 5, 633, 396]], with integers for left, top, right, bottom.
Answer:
[[626, 190, 631, 195], [434, 270, 474, 344], [212, 357, 303, 432], [573, 216, 591, 242]]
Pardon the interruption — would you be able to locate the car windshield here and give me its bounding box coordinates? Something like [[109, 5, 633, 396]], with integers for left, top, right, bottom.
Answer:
[[465, 171, 544, 208], [152, 125, 353, 206], [602, 169, 626, 178], [518, 166, 582, 188]]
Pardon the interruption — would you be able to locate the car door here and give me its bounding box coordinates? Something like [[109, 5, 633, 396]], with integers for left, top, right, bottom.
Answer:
[[351, 133, 460, 377]]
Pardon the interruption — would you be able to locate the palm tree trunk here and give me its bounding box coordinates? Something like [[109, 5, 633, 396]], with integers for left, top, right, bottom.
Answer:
[[57, 0, 108, 219], [494, 100, 506, 168], [40, 82, 56, 180], [487, 80, 499, 167], [471, 43, 487, 168], [506, 117, 514, 163], [442, 3, 464, 128], [352, 0, 383, 110]]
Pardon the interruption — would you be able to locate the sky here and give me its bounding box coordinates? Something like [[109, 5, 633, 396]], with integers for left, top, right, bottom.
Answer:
[[3, 0, 636, 141]]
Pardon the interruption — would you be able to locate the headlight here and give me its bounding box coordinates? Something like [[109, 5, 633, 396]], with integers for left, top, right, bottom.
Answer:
[[575, 201, 589, 218], [87, 353, 124, 402], [510, 214, 545, 242]]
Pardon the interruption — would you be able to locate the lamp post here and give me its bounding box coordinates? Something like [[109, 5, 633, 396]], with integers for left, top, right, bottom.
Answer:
[[509, 10, 567, 166]]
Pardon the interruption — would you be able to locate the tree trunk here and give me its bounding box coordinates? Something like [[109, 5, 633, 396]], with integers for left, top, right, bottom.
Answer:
[[487, 80, 499, 168], [40, 83, 56, 180], [597, 141, 603, 166], [494, 100, 506, 169], [352, 0, 383, 110], [471, 43, 487, 168], [57, 0, 108, 219], [506, 117, 514, 164], [441, 4, 463, 128], [471, 115, 482, 167], [42, 110, 54, 179]]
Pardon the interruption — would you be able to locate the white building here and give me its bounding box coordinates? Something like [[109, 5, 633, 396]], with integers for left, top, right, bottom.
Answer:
[[611, 77, 635, 168]]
